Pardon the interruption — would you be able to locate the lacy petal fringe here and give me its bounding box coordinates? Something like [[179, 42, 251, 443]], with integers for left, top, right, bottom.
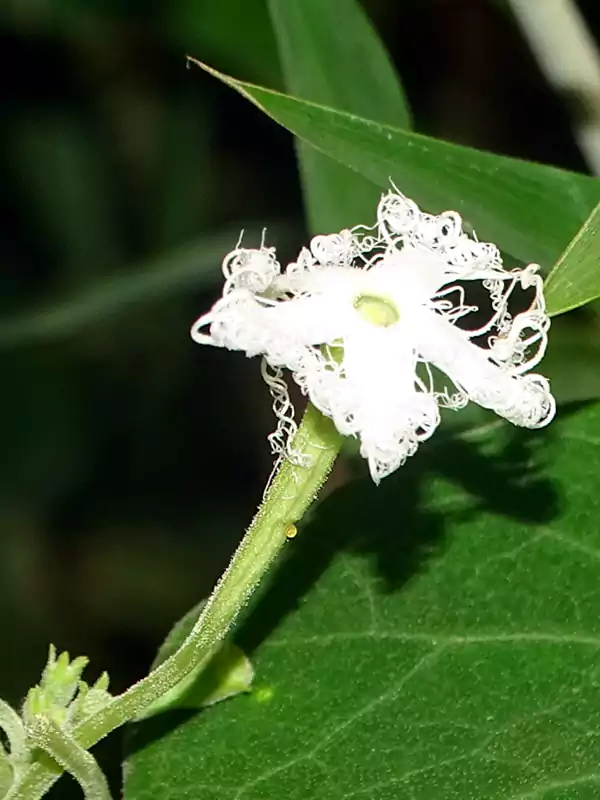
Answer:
[[191, 188, 555, 483]]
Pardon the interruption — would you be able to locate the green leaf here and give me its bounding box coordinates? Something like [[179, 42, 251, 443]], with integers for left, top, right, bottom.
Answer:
[[125, 402, 600, 800], [268, 0, 410, 232], [544, 201, 600, 315], [189, 61, 600, 268], [138, 601, 254, 720]]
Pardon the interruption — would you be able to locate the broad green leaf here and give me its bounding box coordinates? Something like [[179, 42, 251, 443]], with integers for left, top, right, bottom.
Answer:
[[139, 601, 254, 720], [0, 222, 293, 347], [544, 201, 600, 315], [268, 0, 410, 232], [125, 402, 600, 800], [189, 61, 600, 270]]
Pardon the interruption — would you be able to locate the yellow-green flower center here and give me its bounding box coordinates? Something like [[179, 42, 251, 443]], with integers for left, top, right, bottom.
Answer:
[[353, 294, 399, 327]]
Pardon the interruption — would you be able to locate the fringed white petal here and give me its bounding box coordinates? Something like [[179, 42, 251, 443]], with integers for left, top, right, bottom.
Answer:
[[191, 291, 343, 369], [365, 245, 456, 310], [260, 294, 348, 354], [191, 244, 283, 352], [338, 324, 439, 483], [417, 309, 555, 429], [221, 243, 281, 293], [310, 230, 361, 266], [377, 189, 504, 278], [191, 190, 555, 483]]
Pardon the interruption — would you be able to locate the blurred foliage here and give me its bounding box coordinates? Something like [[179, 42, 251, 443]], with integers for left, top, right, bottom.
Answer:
[[1, 0, 600, 765], [0, 0, 299, 708]]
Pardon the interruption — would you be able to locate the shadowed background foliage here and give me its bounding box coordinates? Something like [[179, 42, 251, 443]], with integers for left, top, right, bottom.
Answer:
[[1, 0, 599, 726]]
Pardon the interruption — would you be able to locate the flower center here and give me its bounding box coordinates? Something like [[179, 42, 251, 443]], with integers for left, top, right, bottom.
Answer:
[[353, 294, 399, 327]]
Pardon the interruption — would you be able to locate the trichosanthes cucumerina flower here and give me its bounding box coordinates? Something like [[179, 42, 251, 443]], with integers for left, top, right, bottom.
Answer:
[[191, 189, 555, 483]]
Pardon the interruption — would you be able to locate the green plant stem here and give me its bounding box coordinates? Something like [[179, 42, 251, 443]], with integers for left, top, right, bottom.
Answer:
[[7, 403, 342, 800], [27, 718, 111, 800], [0, 699, 28, 770]]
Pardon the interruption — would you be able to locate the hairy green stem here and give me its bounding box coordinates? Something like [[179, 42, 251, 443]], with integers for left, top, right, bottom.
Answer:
[[0, 700, 28, 771], [27, 718, 111, 800], [7, 403, 342, 800]]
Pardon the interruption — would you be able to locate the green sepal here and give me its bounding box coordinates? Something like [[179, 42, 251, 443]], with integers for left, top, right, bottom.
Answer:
[[68, 674, 112, 726], [22, 646, 112, 730]]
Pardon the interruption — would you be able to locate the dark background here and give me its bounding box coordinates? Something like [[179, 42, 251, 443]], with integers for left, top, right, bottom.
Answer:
[[1, 0, 598, 707]]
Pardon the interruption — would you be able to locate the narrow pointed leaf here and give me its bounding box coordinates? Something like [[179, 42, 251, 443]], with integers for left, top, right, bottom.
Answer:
[[268, 0, 410, 231], [544, 201, 600, 315], [189, 60, 600, 269]]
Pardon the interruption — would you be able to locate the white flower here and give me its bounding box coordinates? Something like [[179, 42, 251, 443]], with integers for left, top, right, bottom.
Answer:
[[191, 190, 555, 483]]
